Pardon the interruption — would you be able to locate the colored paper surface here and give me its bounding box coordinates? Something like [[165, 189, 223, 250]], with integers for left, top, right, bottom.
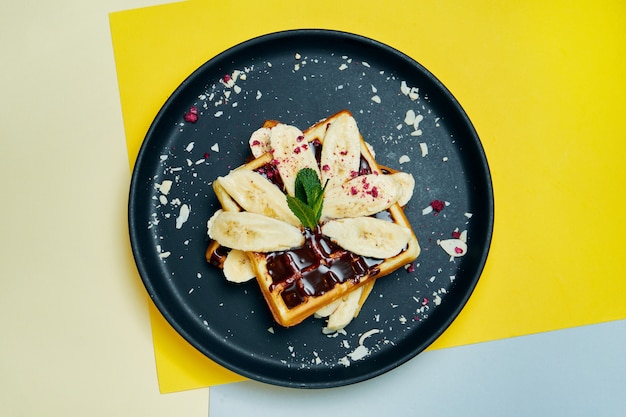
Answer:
[[110, 0, 626, 393]]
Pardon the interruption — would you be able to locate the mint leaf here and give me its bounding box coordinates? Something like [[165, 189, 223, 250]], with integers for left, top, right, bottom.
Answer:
[[286, 195, 318, 230], [309, 178, 328, 221], [293, 171, 309, 203], [287, 168, 328, 230], [294, 168, 320, 205]]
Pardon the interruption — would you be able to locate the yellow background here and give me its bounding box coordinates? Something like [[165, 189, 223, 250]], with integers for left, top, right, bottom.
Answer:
[[110, 0, 626, 393]]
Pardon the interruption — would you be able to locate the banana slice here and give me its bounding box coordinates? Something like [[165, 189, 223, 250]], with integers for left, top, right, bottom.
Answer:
[[322, 173, 401, 219], [319, 113, 362, 190], [217, 169, 301, 227], [314, 298, 342, 318], [223, 249, 256, 283], [321, 217, 412, 259], [207, 210, 304, 252], [212, 178, 241, 212], [248, 127, 271, 158], [325, 286, 364, 331], [390, 172, 415, 207], [354, 281, 375, 317], [269, 123, 320, 196]]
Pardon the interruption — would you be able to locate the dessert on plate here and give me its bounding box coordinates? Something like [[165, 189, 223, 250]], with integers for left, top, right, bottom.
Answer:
[[206, 110, 420, 330]]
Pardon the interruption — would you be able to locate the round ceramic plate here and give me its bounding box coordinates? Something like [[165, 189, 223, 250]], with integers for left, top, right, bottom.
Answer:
[[129, 29, 493, 388]]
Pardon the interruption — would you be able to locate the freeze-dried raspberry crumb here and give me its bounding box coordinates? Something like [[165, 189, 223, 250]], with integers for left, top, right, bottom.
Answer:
[[452, 230, 461, 239], [454, 246, 464, 254], [406, 263, 416, 273], [222, 74, 231, 83], [203, 152, 210, 159], [184, 113, 198, 123], [322, 164, 330, 171], [430, 200, 445, 212], [293, 147, 301, 154], [184, 106, 199, 123]]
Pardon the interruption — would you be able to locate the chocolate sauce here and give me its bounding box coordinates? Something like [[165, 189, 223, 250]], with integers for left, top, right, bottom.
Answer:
[[255, 163, 285, 191], [208, 245, 229, 268], [266, 228, 382, 309]]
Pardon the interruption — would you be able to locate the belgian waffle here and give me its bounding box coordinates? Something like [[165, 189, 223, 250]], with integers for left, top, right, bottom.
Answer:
[[207, 110, 420, 327]]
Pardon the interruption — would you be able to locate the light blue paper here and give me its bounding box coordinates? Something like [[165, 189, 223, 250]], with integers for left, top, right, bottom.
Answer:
[[209, 319, 626, 417]]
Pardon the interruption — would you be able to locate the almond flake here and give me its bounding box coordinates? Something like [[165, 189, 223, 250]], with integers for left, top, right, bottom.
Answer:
[[404, 109, 416, 125], [419, 142, 428, 157], [400, 80, 410, 95], [413, 114, 424, 130]]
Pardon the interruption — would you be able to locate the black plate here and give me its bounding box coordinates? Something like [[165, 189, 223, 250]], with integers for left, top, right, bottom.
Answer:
[[129, 29, 493, 388]]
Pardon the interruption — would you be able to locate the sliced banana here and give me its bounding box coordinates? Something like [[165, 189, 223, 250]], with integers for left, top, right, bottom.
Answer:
[[223, 249, 256, 283], [248, 127, 271, 158], [207, 210, 304, 252], [314, 298, 342, 318], [269, 123, 320, 196], [322, 173, 401, 219], [390, 172, 415, 207], [319, 113, 362, 190], [212, 178, 241, 212], [325, 286, 364, 331], [354, 281, 375, 317], [364, 141, 376, 159], [217, 169, 301, 227], [321, 217, 412, 259]]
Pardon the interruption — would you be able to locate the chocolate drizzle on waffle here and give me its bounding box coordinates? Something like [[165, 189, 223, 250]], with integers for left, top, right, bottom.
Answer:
[[266, 228, 382, 309]]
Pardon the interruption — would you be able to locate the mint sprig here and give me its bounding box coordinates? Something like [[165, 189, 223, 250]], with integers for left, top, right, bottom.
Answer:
[[286, 168, 328, 230]]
